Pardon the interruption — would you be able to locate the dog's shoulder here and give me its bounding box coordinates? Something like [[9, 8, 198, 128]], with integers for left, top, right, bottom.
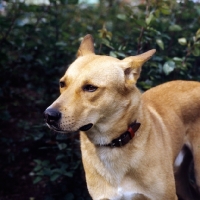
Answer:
[[142, 80, 200, 101], [141, 80, 200, 123]]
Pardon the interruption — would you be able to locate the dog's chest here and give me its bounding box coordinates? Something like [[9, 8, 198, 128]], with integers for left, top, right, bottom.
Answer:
[[98, 148, 130, 183], [98, 151, 146, 198], [117, 186, 140, 199]]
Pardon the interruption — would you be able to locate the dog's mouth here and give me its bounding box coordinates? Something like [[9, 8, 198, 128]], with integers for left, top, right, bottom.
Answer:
[[46, 123, 93, 133], [46, 123, 65, 133], [79, 123, 93, 131]]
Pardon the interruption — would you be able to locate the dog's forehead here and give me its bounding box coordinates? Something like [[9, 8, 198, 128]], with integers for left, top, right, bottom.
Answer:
[[64, 55, 124, 84]]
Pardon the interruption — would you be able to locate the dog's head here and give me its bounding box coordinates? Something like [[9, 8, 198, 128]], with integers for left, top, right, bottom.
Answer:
[[44, 35, 155, 144]]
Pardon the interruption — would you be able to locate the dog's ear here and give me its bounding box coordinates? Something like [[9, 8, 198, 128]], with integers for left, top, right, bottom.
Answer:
[[77, 34, 95, 57], [122, 49, 156, 86]]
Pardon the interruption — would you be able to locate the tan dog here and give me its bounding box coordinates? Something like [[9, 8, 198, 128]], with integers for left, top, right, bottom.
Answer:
[[44, 35, 200, 200]]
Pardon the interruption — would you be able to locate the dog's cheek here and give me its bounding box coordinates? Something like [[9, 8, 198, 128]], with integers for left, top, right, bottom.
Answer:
[[95, 93, 128, 118]]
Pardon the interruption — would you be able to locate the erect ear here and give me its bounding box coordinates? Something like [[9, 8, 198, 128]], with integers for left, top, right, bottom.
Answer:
[[77, 34, 95, 57], [122, 49, 156, 86]]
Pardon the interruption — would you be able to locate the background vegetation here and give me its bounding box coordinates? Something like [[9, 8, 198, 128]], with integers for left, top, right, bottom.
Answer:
[[0, 0, 200, 199]]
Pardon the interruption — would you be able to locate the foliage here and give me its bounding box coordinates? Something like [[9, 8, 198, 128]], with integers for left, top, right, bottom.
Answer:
[[0, 0, 200, 199], [98, 0, 200, 88]]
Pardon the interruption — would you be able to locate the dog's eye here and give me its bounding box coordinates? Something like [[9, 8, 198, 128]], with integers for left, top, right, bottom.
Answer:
[[83, 84, 98, 92], [59, 81, 65, 88]]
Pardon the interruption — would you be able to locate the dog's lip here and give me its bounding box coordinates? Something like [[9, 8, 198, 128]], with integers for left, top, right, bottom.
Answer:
[[46, 123, 93, 133], [79, 123, 93, 131], [46, 123, 66, 133]]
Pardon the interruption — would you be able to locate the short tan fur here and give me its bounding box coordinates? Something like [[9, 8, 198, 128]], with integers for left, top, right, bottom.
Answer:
[[45, 35, 200, 200]]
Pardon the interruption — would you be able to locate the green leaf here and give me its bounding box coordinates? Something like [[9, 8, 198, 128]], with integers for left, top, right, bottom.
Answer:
[[156, 39, 164, 50], [34, 159, 42, 165], [160, 6, 171, 15], [56, 153, 65, 160], [134, 19, 146, 27], [163, 61, 176, 75], [43, 168, 52, 176], [50, 173, 60, 182], [117, 14, 126, 21], [146, 12, 154, 25], [101, 38, 113, 48], [36, 171, 44, 176], [58, 143, 67, 150], [173, 57, 183, 62], [33, 176, 42, 184], [64, 171, 73, 177], [169, 24, 182, 32], [196, 28, 200, 39], [33, 165, 42, 172], [154, 9, 160, 17], [61, 163, 68, 170], [195, 41, 200, 47], [56, 41, 67, 46], [192, 47, 200, 56], [116, 52, 126, 58], [51, 168, 62, 174], [178, 38, 187, 46], [42, 160, 50, 166], [109, 51, 117, 58]]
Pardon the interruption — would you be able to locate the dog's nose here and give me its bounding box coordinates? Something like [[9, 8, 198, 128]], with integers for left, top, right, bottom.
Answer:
[[44, 108, 61, 125]]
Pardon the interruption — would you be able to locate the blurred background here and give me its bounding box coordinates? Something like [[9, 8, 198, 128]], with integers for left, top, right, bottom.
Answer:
[[0, 0, 200, 199]]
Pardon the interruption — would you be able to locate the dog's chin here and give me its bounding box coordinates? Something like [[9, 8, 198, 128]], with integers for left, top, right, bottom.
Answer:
[[79, 123, 93, 131]]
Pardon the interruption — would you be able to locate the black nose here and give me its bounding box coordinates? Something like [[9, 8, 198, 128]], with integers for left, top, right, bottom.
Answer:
[[44, 108, 61, 126]]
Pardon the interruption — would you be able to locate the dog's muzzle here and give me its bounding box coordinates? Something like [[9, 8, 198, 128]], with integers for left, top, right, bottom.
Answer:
[[44, 108, 61, 131], [44, 108, 93, 132]]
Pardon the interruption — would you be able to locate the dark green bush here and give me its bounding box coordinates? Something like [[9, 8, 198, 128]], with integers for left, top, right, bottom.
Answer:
[[0, 0, 200, 199]]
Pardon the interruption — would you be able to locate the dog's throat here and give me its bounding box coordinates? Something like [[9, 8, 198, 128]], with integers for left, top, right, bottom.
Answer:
[[98, 121, 141, 148]]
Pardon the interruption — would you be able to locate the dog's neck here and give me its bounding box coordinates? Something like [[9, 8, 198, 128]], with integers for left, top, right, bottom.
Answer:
[[83, 89, 145, 146], [96, 121, 141, 148]]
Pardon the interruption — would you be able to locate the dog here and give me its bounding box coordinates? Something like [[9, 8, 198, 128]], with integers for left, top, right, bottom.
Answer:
[[44, 34, 200, 200]]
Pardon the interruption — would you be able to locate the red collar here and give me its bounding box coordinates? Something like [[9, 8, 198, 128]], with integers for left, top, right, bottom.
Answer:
[[98, 121, 141, 148]]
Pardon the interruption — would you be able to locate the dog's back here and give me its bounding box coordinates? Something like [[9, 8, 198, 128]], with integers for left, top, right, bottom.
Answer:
[[143, 81, 200, 119]]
